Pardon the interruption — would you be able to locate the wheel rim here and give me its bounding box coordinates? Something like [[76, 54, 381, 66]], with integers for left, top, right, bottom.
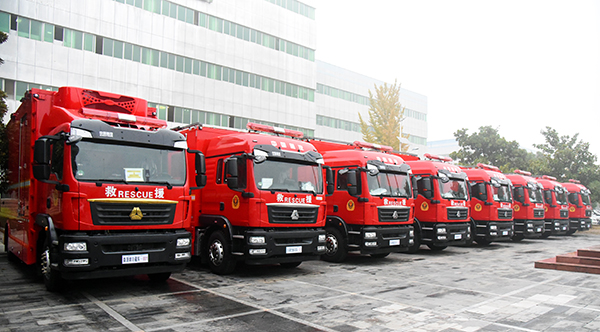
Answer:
[[208, 240, 224, 266], [40, 248, 51, 279], [325, 232, 338, 256]]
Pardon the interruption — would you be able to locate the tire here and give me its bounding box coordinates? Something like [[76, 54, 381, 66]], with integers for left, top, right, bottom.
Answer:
[[512, 233, 524, 242], [280, 262, 302, 268], [39, 237, 64, 292], [148, 272, 171, 282], [322, 227, 347, 263], [427, 244, 447, 251], [207, 231, 236, 275], [475, 237, 492, 245], [370, 253, 390, 259]]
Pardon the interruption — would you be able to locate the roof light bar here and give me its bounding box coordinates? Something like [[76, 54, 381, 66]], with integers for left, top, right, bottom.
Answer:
[[569, 179, 581, 184], [246, 122, 304, 138], [424, 153, 453, 163], [353, 141, 393, 152], [514, 169, 532, 176], [541, 175, 557, 181], [80, 108, 167, 128], [477, 163, 500, 172]]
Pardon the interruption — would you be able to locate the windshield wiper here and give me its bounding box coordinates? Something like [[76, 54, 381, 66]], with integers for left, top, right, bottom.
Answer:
[[148, 181, 173, 189]]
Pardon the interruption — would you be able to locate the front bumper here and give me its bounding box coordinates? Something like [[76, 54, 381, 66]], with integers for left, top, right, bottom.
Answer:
[[55, 230, 192, 280], [514, 219, 545, 238], [421, 222, 471, 246], [474, 220, 514, 242], [347, 224, 414, 255], [236, 228, 326, 265], [545, 219, 569, 235]]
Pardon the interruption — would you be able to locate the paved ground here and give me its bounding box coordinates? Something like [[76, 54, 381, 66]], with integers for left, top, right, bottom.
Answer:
[[1, 230, 600, 332]]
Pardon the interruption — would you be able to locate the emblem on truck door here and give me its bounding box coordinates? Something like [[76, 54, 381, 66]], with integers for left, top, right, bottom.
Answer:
[[291, 210, 300, 220], [129, 207, 143, 220]]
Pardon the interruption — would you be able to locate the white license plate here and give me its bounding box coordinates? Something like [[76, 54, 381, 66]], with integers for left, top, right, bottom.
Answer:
[[286, 246, 302, 254], [454, 234, 462, 240], [502, 231, 508, 236], [389, 239, 400, 246], [122, 254, 148, 265]]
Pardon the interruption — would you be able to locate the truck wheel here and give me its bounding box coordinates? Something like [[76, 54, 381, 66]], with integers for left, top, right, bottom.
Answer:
[[280, 262, 302, 268], [322, 227, 347, 263], [40, 239, 64, 292], [148, 272, 171, 282], [207, 231, 236, 275], [370, 253, 389, 258], [427, 244, 447, 251], [4, 225, 18, 262], [512, 233, 524, 242]]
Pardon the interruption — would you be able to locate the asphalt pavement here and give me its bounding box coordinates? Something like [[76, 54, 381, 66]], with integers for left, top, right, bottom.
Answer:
[[1, 230, 600, 332]]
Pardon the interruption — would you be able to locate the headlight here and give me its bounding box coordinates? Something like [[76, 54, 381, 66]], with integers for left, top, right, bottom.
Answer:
[[64, 242, 87, 251], [364, 232, 377, 239], [64, 258, 89, 266], [249, 249, 267, 255], [365, 241, 377, 247], [527, 223, 533, 228], [175, 252, 191, 260], [409, 230, 414, 237], [177, 238, 191, 247], [490, 225, 498, 230], [249, 236, 266, 244], [318, 234, 326, 242], [436, 228, 447, 234]]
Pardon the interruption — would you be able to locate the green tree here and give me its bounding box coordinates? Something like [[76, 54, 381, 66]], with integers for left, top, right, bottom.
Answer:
[[0, 31, 8, 193], [450, 126, 532, 173], [532, 127, 600, 202], [358, 80, 409, 151]]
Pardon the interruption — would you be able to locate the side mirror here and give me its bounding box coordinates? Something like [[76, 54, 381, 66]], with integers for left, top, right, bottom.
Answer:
[[515, 187, 525, 203], [325, 167, 334, 195], [347, 170, 359, 196], [33, 138, 52, 181], [195, 153, 207, 188], [421, 177, 433, 200], [411, 176, 419, 199], [225, 158, 239, 190], [477, 183, 488, 201]]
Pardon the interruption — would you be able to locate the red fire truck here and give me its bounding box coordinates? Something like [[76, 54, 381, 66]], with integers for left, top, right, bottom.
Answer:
[[505, 170, 545, 240], [562, 179, 592, 233], [535, 175, 570, 237], [2, 87, 203, 291], [461, 163, 514, 244], [304, 139, 415, 262], [177, 123, 329, 274], [402, 153, 471, 252]]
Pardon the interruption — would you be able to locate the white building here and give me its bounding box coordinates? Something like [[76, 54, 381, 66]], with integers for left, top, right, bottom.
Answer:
[[0, 0, 427, 150]]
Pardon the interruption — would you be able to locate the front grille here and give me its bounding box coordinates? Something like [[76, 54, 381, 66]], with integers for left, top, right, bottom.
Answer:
[[102, 242, 165, 253], [378, 207, 410, 222], [498, 208, 513, 219], [560, 209, 569, 218], [533, 209, 544, 218], [447, 208, 469, 220], [267, 205, 319, 224], [90, 202, 176, 225]]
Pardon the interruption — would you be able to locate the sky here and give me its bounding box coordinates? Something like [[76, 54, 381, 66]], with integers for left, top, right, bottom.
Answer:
[[315, 0, 600, 157]]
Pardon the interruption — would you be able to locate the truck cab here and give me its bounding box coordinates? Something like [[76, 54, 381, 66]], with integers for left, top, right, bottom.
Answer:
[[179, 123, 329, 274], [404, 153, 471, 252], [2, 87, 202, 291], [305, 139, 415, 262], [505, 170, 545, 240], [462, 163, 514, 244], [562, 179, 592, 233], [535, 175, 570, 237]]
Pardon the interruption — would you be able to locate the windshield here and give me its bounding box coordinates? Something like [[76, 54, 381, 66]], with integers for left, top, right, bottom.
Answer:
[[438, 178, 468, 200], [581, 193, 591, 205], [492, 184, 512, 202], [556, 191, 568, 205], [72, 141, 186, 185], [528, 187, 544, 203], [254, 159, 323, 194], [366, 171, 411, 197]]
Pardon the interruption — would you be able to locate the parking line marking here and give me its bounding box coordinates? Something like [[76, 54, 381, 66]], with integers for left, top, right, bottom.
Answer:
[[83, 292, 143, 332], [171, 277, 339, 332]]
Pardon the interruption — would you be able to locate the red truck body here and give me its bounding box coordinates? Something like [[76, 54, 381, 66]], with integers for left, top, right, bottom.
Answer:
[[461, 164, 514, 244], [2, 87, 198, 290], [402, 154, 471, 252], [179, 124, 327, 274], [562, 179, 592, 232], [505, 170, 545, 240], [305, 139, 414, 262], [535, 175, 570, 237]]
